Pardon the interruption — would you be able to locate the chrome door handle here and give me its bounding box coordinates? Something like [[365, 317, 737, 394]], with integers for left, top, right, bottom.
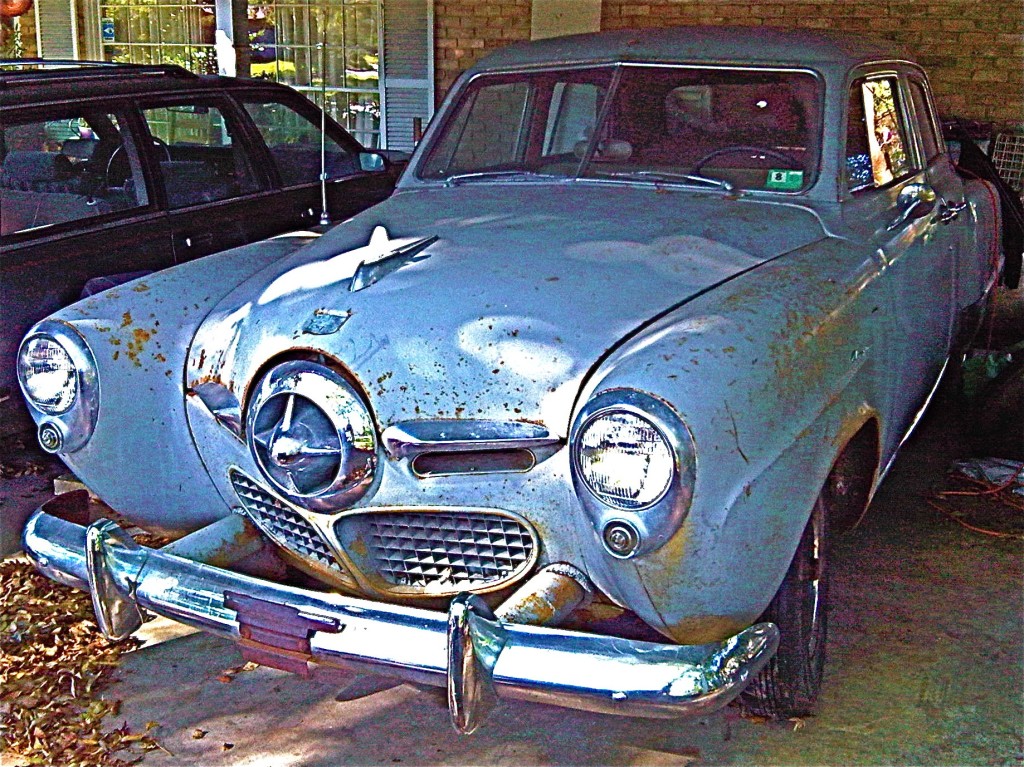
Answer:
[[886, 183, 937, 231]]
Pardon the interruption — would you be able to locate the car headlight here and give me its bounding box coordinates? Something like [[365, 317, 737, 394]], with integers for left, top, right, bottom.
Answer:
[[17, 321, 99, 454], [19, 336, 78, 414], [576, 410, 674, 509], [247, 360, 377, 511], [571, 389, 696, 559]]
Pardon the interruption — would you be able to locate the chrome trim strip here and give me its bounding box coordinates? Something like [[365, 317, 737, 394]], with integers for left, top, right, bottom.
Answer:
[[23, 503, 778, 721], [878, 355, 949, 486], [383, 420, 562, 459]]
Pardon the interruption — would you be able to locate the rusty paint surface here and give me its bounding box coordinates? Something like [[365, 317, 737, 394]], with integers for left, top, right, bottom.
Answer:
[[497, 571, 587, 626], [662, 615, 752, 645]]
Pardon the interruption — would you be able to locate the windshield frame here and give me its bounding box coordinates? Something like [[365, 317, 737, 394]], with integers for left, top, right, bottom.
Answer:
[[414, 62, 826, 196]]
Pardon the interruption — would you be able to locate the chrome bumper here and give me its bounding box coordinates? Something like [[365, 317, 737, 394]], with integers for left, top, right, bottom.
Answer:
[[23, 499, 779, 732]]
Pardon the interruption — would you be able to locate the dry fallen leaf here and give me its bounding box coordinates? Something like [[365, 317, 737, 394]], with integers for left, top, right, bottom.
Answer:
[[216, 661, 259, 684], [1, 559, 163, 766]]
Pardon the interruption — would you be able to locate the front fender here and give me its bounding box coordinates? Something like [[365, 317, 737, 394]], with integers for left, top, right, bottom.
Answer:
[[26, 234, 319, 536], [573, 237, 889, 643]]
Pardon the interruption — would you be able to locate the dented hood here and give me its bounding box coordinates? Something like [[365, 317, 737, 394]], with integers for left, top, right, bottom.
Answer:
[[187, 183, 826, 435]]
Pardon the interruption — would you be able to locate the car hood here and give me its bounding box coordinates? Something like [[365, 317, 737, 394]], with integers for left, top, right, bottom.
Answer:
[[187, 184, 826, 435]]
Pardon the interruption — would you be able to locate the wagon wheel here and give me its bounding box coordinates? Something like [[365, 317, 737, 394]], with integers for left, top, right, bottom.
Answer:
[[741, 491, 829, 718]]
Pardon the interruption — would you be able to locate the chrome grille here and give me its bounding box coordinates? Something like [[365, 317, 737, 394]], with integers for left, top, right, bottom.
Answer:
[[350, 511, 535, 589], [229, 470, 339, 569]]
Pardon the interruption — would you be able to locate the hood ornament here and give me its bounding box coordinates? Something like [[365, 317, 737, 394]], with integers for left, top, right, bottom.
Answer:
[[350, 226, 438, 292], [258, 225, 438, 305]]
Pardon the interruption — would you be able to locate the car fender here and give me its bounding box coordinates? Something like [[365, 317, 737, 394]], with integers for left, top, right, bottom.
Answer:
[[33, 233, 319, 536], [572, 235, 892, 642]]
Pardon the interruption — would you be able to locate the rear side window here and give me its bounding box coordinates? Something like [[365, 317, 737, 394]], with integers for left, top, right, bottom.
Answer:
[[846, 76, 912, 193], [240, 99, 358, 186], [1, 110, 147, 237], [141, 101, 260, 209]]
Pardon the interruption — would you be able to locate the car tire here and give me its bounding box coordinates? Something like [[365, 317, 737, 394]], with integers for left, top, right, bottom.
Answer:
[[741, 492, 829, 719]]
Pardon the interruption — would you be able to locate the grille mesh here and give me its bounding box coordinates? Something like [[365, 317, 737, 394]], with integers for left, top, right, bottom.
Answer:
[[229, 470, 339, 569], [357, 511, 535, 589]]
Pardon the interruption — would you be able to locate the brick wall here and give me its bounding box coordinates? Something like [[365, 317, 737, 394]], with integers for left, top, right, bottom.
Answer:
[[434, 0, 532, 99], [434, 0, 1024, 125]]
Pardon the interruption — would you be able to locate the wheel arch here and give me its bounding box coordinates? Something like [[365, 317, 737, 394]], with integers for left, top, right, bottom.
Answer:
[[825, 416, 881, 532]]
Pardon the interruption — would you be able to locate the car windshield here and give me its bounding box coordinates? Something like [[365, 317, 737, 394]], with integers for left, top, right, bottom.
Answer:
[[419, 64, 822, 192]]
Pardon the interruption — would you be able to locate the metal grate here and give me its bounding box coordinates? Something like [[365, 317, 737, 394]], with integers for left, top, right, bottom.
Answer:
[[229, 470, 339, 569], [356, 511, 535, 589], [991, 132, 1024, 195]]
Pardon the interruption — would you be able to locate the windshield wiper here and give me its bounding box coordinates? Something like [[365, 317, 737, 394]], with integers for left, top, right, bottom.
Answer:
[[444, 169, 557, 186], [594, 170, 735, 193]]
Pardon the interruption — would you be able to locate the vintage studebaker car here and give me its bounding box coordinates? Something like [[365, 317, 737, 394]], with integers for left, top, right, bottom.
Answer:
[[17, 27, 1001, 732]]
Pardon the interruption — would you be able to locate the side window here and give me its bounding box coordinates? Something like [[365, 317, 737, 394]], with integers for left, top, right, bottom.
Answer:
[[542, 83, 602, 157], [846, 76, 912, 193], [0, 110, 147, 237], [141, 102, 260, 209], [908, 78, 942, 162], [240, 99, 357, 187]]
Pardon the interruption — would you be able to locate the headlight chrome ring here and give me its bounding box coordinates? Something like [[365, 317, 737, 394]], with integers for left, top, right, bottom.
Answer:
[[17, 321, 99, 454], [571, 389, 696, 559]]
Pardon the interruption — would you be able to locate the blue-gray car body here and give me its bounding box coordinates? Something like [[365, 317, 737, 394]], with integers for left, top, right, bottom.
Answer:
[[16, 27, 1001, 729]]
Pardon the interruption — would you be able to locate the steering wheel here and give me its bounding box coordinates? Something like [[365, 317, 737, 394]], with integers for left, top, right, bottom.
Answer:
[[692, 145, 801, 173], [149, 135, 172, 162], [105, 137, 172, 188]]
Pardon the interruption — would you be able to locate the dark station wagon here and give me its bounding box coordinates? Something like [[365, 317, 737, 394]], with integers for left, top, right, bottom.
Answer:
[[0, 60, 402, 432]]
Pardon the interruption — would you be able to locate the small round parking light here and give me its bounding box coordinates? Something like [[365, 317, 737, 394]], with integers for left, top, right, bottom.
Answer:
[[603, 520, 641, 558], [38, 422, 64, 454]]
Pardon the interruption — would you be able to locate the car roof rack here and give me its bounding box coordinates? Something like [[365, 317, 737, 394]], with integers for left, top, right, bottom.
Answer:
[[0, 59, 196, 87]]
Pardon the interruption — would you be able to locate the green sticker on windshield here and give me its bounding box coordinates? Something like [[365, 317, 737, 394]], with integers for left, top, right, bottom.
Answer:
[[766, 169, 804, 191]]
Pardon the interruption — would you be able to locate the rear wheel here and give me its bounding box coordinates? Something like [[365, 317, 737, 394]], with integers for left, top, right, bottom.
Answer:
[[741, 493, 829, 718]]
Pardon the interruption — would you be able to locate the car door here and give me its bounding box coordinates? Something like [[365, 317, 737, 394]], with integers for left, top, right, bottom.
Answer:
[[0, 102, 173, 431], [905, 70, 978, 326], [138, 97, 280, 263], [841, 70, 958, 457], [236, 92, 396, 227]]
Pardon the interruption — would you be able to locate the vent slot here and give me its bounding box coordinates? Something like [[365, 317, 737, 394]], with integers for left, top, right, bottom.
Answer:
[[411, 449, 535, 477]]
